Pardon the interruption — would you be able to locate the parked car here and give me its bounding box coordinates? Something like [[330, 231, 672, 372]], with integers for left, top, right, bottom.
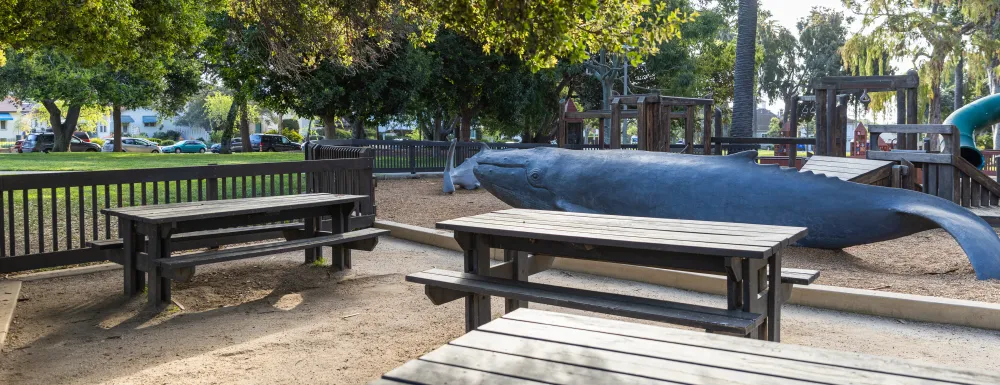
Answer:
[[73, 131, 91, 142], [250, 134, 301, 152], [101, 137, 161, 153], [20, 133, 101, 153], [13, 140, 23, 153], [161, 140, 208, 153], [210, 138, 243, 153]]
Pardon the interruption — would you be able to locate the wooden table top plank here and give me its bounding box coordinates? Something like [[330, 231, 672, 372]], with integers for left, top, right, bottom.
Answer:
[[420, 345, 677, 385], [805, 156, 894, 167], [478, 212, 801, 244], [480, 317, 967, 385], [438, 218, 775, 258], [804, 158, 894, 169], [452, 216, 786, 249], [450, 331, 814, 385], [380, 359, 547, 384], [113, 194, 341, 218], [102, 195, 336, 219], [506, 309, 998, 385], [102, 194, 366, 223], [498, 209, 808, 237]]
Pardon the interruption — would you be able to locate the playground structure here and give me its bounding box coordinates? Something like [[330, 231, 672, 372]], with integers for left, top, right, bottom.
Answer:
[[557, 94, 715, 153]]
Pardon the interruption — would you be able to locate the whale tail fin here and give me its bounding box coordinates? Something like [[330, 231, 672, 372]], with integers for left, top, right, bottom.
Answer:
[[443, 139, 457, 194], [895, 196, 1000, 280]]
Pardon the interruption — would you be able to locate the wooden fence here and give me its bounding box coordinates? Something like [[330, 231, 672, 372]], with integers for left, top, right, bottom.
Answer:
[[0, 159, 375, 273]]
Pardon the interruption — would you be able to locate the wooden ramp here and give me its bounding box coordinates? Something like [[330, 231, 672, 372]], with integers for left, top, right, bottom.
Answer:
[[800, 156, 895, 185]]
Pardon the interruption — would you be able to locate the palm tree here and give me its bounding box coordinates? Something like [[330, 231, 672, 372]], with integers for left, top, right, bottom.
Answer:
[[731, 0, 758, 141]]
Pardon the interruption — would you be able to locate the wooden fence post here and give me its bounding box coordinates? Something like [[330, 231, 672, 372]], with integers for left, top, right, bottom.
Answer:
[[714, 108, 723, 155], [408, 143, 417, 175], [610, 98, 622, 149]]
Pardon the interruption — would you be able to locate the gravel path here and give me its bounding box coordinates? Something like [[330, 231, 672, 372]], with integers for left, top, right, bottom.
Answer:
[[3, 237, 999, 384], [376, 177, 1000, 303]]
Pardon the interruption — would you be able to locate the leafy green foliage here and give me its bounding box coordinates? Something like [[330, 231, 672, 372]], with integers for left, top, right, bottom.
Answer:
[[160, 140, 176, 146], [282, 128, 303, 142]]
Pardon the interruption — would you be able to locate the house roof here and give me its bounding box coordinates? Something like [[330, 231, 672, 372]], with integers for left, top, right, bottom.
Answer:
[[0, 97, 21, 113]]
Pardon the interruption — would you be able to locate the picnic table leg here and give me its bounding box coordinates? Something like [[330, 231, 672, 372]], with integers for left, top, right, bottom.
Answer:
[[330, 203, 353, 271], [767, 251, 782, 342], [119, 219, 144, 296], [727, 257, 768, 340], [503, 249, 529, 312], [303, 217, 318, 264], [456, 231, 491, 332], [146, 225, 173, 308]]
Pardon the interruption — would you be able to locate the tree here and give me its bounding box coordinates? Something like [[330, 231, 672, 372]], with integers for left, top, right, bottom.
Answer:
[[766, 117, 782, 137], [731, 0, 758, 139], [258, 41, 432, 140], [797, 8, 850, 86], [0, 0, 209, 151], [227, 0, 694, 75], [757, 11, 800, 124]]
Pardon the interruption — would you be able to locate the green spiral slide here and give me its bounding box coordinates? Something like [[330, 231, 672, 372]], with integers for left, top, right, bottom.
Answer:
[[948, 93, 1000, 169]]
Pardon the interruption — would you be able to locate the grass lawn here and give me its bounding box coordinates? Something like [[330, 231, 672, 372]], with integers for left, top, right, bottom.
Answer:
[[0, 152, 304, 171]]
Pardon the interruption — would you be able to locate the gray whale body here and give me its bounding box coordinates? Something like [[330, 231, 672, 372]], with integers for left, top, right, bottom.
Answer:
[[472, 147, 1000, 280]]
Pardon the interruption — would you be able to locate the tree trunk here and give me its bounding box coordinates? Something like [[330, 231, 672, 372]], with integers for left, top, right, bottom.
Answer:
[[954, 53, 964, 112], [112, 105, 124, 152], [219, 92, 243, 155], [239, 98, 251, 152], [731, 0, 758, 139], [42, 100, 81, 152], [433, 114, 443, 141], [320, 114, 338, 139], [459, 108, 475, 141], [351, 119, 366, 139]]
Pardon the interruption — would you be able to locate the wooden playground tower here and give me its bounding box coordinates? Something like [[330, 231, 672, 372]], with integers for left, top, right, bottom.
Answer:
[[800, 70, 920, 156], [558, 94, 714, 153]]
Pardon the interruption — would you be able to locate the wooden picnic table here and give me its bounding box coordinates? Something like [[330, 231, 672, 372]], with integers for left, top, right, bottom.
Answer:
[[432, 209, 809, 341], [102, 193, 372, 307], [370, 308, 998, 385]]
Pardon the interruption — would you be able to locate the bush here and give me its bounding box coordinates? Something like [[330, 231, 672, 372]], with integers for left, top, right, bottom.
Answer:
[[153, 130, 182, 141], [281, 119, 300, 131], [977, 132, 993, 150], [160, 140, 176, 146], [91, 138, 105, 147], [282, 128, 303, 142], [264, 129, 280, 135], [147, 138, 162, 144]]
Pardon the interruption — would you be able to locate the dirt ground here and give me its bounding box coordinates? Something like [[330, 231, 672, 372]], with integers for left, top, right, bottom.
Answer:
[[3, 238, 999, 385], [376, 177, 1000, 303]]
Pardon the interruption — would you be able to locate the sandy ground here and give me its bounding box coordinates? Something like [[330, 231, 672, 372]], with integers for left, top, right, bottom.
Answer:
[[376, 177, 1000, 303], [3, 237, 999, 385]]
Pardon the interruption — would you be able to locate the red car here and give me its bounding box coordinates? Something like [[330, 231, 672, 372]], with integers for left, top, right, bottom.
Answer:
[[13, 139, 23, 153]]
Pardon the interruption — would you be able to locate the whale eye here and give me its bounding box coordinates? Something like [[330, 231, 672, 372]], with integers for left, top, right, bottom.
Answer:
[[528, 168, 543, 186]]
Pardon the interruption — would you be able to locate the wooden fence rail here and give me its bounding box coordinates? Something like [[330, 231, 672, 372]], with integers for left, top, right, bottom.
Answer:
[[0, 159, 374, 273]]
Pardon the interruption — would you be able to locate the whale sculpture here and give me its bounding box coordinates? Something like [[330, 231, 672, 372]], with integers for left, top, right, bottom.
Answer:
[[473, 147, 1000, 280], [443, 140, 490, 193]]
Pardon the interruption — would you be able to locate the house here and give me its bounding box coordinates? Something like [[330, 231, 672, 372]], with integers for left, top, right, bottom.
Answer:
[[752, 107, 779, 137], [0, 97, 45, 141], [102, 108, 311, 142]]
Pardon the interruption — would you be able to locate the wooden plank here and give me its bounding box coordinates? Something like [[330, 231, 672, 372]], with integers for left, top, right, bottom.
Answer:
[[380, 359, 546, 385], [495, 209, 807, 236], [482, 212, 802, 243], [926, 164, 938, 196], [803, 156, 894, 168], [938, 164, 957, 203], [104, 194, 365, 223], [449, 331, 809, 385], [458, 215, 789, 247], [481, 317, 929, 385], [779, 268, 820, 285], [866, 151, 953, 164], [407, 269, 762, 334], [439, 219, 774, 258], [867, 124, 956, 135], [420, 344, 685, 385], [156, 228, 387, 270], [502, 309, 1000, 385]]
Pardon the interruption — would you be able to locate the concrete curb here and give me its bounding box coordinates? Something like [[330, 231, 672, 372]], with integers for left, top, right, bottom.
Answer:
[[14, 263, 123, 282], [0, 280, 21, 348], [375, 219, 1000, 331]]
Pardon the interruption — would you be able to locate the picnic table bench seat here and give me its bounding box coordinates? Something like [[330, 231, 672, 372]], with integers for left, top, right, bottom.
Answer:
[[154, 228, 388, 279], [87, 222, 307, 252], [408, 268, 764, 335]]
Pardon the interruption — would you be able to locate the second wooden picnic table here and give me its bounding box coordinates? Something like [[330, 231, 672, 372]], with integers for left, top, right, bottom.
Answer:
[[102, 193, 387, 307], [413, 209, 809, 342]]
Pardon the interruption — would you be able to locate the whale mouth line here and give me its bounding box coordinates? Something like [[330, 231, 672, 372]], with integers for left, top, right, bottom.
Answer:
[[479, 162, 527, 169]]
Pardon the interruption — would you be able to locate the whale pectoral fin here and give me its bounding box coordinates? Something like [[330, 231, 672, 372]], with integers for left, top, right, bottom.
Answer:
[[895, 203, 1000, 280], [555, 200, 598, 213], [726, 150, 759, 162]]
